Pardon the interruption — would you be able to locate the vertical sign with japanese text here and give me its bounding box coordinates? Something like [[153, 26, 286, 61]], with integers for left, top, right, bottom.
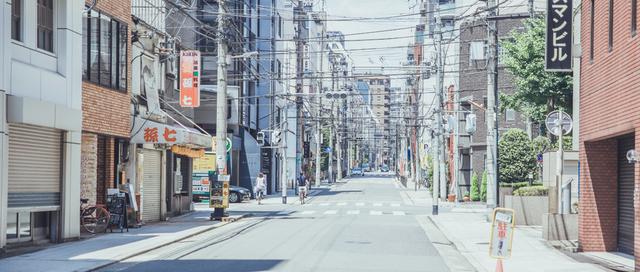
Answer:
[[489, 208, 516, 259], [545, 0, 573, 71], [180, 50, 201, 107]]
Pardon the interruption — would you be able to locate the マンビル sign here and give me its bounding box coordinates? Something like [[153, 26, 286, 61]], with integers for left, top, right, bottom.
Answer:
[[180, 50, 201, 107], [545, 0, 573, 71]]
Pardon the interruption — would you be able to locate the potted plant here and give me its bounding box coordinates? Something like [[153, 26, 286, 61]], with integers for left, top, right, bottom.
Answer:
[[447, 194, 456, 202]]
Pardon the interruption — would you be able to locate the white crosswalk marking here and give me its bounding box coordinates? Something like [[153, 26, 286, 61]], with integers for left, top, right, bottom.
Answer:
[[301, 211, 316, 215], [319, 203, 330, 206], [392, 211, 405, 216], [370, 210, 383, 216], [373, 203, 383, 207], [324, 210, 337, 215], [337, 202, 347, 206], [391, 203, 401, 207], [356, 203, 365, 206], [347, 210, 360, 215]]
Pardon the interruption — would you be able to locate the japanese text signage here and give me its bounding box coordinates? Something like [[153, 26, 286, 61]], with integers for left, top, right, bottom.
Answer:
[[545, 0, 573, 71], [489, 208, 515, 259], [180, 50, 201, 107]]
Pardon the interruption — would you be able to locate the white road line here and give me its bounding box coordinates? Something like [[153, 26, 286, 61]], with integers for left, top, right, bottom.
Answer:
[[337, 202, 347, 206], [391, 203, 401, 207], [347, 210, 360, 215], [392, 211, 405, 216], [356, 202, 365, 206], [324, 210, 338, 215], [319, 203, 330, 206], [370, 210, 383, 216], [300, 211, 316, 215], [373, 203, 383, 207]]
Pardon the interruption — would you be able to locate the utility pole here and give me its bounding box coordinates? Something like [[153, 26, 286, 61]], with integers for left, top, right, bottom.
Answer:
[[432, 8, 445, 215], [295, 0, 305, 181], [282, 106, 289, 203], [328, 60, 335, 183], [486, 0, 499, 208], [315, 1, 326, 187], [215, 0, 229, 218]]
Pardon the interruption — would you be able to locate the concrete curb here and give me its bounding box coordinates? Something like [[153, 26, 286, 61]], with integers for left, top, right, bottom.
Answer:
[[428, 215, 487, 272], [87, 213, 252, 272]]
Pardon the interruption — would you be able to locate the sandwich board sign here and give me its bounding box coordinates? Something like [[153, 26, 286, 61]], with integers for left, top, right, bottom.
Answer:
[[489, 208, 515, 259]]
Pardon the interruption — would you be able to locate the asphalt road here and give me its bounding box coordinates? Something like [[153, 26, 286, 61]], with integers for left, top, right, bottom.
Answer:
[[98, 175, 453, 272]]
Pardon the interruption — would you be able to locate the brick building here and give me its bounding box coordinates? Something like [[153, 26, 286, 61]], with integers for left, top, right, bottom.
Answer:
[[80, 0, 132, 206], [580, 0, 640, 267], [455, 18, 532, 197]]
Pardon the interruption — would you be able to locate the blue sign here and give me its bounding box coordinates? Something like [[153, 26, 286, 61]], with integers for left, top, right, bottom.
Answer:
[[324, 147, 332, 153]]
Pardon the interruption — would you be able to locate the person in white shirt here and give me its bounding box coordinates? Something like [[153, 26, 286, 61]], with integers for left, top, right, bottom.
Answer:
[[255, 172, 267, 205]]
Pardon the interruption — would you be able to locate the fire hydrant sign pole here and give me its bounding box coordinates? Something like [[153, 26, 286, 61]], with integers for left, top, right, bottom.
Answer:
[[489, 208, 515, 271]]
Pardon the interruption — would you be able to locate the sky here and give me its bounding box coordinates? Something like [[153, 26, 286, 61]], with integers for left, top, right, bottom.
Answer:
[[324, 0, 421, 87]]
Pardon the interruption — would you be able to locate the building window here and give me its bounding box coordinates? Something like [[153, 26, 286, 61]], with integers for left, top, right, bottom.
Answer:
[[590, 0, 594, 61], [469, 41, 485, 64], [633, 0, 637, 36], [11, 0, 21, 41], [82, 10, 128, 91], [609, 0, 614, 51], [505, 109, 516, 121], [37, 0, 54, 52]]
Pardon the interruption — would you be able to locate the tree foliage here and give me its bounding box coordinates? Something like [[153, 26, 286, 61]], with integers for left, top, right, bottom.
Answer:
[[481, 170, 488, 201], [501, 18, 573, 124], [498, 129, 537, 183], [470, 172, 480, 201]]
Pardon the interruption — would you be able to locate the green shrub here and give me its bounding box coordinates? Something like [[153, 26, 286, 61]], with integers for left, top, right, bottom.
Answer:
[[498, 129, 537, 184], [480, 170, 487, 201], [470, 172, 480, 201], [500, 181, 543, 191], [513, 186, 548, 196]]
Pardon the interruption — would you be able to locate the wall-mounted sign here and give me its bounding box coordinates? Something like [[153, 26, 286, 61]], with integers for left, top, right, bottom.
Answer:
[[545, 0, 573, 71], [131, 118, 211, 148], [171, 146, 205, 158], [180, 50, 201, 107], [193, 153, 216, 172]]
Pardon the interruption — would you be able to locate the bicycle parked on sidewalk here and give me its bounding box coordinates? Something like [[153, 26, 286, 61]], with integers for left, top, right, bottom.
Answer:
[[80, 198, 110, 234]]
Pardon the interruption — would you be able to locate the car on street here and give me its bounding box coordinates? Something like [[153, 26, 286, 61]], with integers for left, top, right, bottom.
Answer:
[[192, 184, 251, 203], [381, 165, 390, 172], [351, 167, 364, 176], [361, 163, 370, 172]]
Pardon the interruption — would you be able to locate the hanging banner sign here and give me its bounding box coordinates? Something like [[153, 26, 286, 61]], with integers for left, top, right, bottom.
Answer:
[[545, 0, 573, 71], [180, 50, 201, 107]]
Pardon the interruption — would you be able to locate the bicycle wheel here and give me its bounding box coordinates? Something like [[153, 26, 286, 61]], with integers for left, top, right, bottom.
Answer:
[[81, 207, 97, 234], [93, 207, 110, 233]]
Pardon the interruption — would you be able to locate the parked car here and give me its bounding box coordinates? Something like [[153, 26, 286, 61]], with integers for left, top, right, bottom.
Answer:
[[361, 163, 370, 172], [192, 184, 251, 203], [351, 167, 364, 176], [229, 185, 251, 203], [381, 165, 390, 172]]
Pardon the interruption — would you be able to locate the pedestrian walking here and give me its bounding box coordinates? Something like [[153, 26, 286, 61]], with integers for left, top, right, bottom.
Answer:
[[255, 172, 267, 205]]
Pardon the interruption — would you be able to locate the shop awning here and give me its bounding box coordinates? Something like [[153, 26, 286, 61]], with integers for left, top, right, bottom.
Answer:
[[130, 117, 211, 149]]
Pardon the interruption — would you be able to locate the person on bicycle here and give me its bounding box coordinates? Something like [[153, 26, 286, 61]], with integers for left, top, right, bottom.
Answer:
[[298, 172, 308, 204], [255, 172, 267, 205]]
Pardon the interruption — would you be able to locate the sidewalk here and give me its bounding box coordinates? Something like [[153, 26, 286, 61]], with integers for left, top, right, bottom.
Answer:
[[0, 210, 248, 272], [399, 186, 608, 272]]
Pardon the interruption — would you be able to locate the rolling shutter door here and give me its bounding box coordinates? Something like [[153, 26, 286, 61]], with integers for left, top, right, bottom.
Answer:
[[8, 124, 62, 208], [618, 136, 635, 256], [142, 149, 161, 222]]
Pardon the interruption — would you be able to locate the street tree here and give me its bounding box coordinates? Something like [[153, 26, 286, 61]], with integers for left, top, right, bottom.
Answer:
[[501, 18, 573, 124], [498, 128, 536, 184]]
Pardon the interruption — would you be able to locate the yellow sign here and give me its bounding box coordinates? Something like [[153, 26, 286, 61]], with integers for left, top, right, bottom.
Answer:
[[193, 153, 216, 172], [171, 146, 205, 158], [222, 181, 229, 208]]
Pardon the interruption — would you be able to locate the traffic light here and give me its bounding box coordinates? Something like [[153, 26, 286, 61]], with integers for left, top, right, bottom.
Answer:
[[324, 91, 348, 100], [272, 129, 282, 145], [257, 131, 265, 146]]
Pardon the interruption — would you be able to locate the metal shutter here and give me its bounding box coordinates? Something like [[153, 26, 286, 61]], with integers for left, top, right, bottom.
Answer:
[[142, 149, 162, 222], [7, 124, 62, 208], [618, 136, 635, 255]]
